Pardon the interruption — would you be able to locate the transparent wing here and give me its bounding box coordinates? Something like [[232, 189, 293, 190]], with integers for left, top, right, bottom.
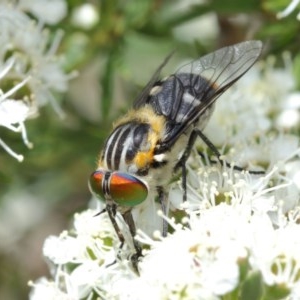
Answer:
[[154, 40, 263, 149], [133, 51, 175, 109], [178, 40, 262, 92]]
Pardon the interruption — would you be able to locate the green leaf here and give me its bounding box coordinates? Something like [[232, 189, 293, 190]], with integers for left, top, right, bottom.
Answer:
[[238, 256, 251, 282], [264, 283, 290, 300], [239, 271, 264, 300]]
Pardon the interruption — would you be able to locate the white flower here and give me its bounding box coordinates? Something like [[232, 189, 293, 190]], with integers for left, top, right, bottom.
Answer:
[[71, 3, 100, 29], [29, 277, 69, 300], [18, 0, 67, 25], [0, 58, 33, 161], [205, 56, 295, 148], [134, 205, 300, 299], [66, 261, 109, 299], [31, 209, 139, 299], [43, 234, 84, 265], [0, 2, 72, 112], [0, 2, 74, 160], [252, 220, 300, 298]]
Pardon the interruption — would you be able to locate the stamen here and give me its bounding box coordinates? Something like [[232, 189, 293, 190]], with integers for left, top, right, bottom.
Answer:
[[0, 138, 24, 161]]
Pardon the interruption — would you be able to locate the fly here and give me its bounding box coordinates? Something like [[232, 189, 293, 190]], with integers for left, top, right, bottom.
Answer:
[[89, 40, 263, 272]]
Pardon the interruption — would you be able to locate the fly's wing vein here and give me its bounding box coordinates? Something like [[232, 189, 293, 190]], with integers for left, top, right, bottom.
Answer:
[[157, 40, 263, 148]]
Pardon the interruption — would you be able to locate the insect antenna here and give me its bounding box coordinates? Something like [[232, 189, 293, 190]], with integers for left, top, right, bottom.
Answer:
[[93, 208, 106, 217]]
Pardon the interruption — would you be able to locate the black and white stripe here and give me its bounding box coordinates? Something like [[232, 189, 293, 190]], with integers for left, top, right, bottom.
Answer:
[[102, 122, 151, 172]]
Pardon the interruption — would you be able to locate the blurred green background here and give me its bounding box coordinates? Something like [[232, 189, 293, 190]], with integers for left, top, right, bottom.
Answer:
[[1, 0, 300, 299]]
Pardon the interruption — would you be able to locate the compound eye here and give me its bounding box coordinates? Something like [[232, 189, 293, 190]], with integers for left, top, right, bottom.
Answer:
[[110, 172, 148, 207], [89, 170, 106, 202]]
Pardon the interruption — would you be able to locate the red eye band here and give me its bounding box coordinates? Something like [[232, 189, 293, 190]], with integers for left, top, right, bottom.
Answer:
[[89, 170, 148, 207], [109, 172, 148, 206], [89, 169, 106, 202]]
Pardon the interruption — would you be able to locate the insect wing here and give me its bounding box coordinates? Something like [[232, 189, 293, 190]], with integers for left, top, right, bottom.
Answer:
[[153, 40, 263, 149], [133, 51, 175, 109], [178, 40, 262, 94]]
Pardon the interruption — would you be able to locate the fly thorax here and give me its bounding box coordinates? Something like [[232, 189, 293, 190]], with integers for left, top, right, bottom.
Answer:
[[99, 121, 163, 177]]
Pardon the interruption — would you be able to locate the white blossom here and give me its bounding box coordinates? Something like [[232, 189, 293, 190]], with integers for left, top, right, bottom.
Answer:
[[29, 277, 70, 300], [0, 1, 72, 160], [0, 58, 33, 161], [71, 3, 99, 29], [18, 0, 67, 25]]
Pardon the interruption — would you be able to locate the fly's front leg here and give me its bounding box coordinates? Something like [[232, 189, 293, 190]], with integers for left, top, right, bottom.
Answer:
[[106, 204, 126, 258], [121, 210, 142, 255], [122, 210, 142, 273], [106, 205, 142, 273]]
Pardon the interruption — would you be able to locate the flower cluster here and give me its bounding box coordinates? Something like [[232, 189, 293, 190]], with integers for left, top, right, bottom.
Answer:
[[29, 56, 300, 299], [0, 0, 71, 161]]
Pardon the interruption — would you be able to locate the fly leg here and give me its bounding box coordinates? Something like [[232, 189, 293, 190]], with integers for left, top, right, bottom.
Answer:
[[105, 204, 126, 266], [95, 208, 123, 263], [194, 129, 265, 175], [174, 128, 265, 202], [174, 129, 198, 202], [122, 210, 142, 274], [157, 186, 168, 237], [103, 205, 141, 273]]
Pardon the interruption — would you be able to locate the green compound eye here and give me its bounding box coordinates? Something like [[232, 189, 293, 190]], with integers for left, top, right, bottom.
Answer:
[[89, 170, 148, 207], [110, 172, 148, 206]]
